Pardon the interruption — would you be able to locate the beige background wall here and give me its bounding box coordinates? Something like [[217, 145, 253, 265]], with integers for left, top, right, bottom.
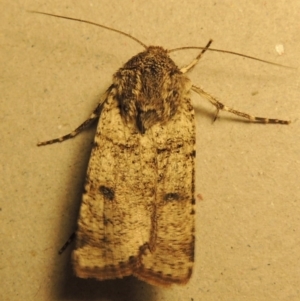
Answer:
[[1, 1, 299, 300]]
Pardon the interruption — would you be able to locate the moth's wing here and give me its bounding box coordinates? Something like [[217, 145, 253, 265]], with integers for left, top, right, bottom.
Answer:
[[72, 91, 195, 286], [134, 96, 195, 286], [72, 91, 154, 280]]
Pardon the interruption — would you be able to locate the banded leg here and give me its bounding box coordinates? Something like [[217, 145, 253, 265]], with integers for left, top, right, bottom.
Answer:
[[180, 40, 213, 74], [37, 87, 111, 146], [192, 85, 290, 124]]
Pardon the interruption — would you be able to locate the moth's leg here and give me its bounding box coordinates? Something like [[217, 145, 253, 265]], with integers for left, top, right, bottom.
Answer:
[[58, 232, 76, 254], [38, 102, 102, 146], [180, 40, 213, 74], [37, 90, 110, 146], [192, 85, 290, 124], [37, 103, 102, 146]]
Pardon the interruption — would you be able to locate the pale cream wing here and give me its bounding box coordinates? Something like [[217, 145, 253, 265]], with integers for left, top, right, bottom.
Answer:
[[134, 96, 195, 286], [73, 92, 155, 279]]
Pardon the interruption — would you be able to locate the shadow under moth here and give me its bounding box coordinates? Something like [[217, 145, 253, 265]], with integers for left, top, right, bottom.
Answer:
[[32, 11, 290, 287]]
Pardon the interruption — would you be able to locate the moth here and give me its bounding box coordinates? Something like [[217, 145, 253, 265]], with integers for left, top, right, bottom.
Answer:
[[33, 11, 290, 287]]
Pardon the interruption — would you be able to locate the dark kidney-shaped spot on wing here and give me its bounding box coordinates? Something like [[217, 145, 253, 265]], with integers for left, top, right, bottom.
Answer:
[[99, 185, 115, 201]]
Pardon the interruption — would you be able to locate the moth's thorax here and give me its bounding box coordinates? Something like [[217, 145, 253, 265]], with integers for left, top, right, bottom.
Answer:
[[113, 46, 191, 133]]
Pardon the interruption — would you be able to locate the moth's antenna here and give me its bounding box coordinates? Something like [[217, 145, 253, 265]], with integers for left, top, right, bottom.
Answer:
[[169, 46, 295, 69], [28, 10, 147, 49]]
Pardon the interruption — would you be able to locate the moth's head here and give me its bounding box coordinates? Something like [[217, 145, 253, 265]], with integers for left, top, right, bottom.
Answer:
[[121, 46, 179, 72], [113, 46, 191, 133]]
